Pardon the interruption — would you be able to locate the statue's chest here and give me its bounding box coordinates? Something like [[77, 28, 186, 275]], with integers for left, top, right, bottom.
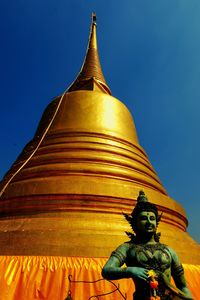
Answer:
[[126, 243, 171, 272]]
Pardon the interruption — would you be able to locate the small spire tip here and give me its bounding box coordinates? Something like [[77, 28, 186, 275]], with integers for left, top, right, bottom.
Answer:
[[92, 12, 97, 25]]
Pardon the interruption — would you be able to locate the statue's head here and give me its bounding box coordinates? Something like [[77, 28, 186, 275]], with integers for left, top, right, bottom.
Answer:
[[124, 191, 162, 241]]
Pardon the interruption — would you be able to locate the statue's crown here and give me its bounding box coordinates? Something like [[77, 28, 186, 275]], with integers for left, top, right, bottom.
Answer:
[[137, 190, 148, 203]]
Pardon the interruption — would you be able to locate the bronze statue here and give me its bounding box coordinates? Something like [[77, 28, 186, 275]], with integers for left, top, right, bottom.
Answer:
[[102, 191, 193, 300]]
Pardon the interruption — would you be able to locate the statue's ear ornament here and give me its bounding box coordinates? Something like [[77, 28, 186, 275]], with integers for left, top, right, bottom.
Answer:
[[123, 212, 135, 232], [123, 213, 132, 223], [157, 212, 163, 224]]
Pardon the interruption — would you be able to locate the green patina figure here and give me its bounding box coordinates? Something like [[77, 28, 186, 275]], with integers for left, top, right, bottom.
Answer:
[[102, 191, 193, 300]]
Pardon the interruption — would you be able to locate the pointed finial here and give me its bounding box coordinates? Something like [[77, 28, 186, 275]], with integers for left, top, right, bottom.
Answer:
[[68, 13, 111, 95], [88, 12, 98, 50], [92, 12, 97, 25]]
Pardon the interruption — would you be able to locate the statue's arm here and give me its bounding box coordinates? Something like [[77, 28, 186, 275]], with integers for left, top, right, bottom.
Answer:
[[102, 255, 131, 280], [102, 243, 148, 281], [169, 247, 193, 298]]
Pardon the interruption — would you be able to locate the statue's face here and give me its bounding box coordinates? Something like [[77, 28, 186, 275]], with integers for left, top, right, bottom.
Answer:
[[136, 211, 157, 234]]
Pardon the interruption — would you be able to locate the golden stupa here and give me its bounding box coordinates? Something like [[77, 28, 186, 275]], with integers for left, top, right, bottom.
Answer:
[[0, 14, 199, 299], [0, 14, 199, 263]]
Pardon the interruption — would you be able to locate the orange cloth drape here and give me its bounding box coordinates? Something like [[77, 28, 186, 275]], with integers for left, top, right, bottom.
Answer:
[[0, 256, 199, 300]]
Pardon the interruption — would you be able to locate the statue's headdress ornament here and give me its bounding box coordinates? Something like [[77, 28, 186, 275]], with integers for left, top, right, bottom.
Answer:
[[136, 190, 148, 202]]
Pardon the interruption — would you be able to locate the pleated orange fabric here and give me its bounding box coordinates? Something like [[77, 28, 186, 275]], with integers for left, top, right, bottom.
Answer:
[[0, 256, 199, 300]]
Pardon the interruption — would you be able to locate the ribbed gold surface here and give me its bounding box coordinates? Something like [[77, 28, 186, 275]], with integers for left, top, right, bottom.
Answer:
[[1, 90, 166, 203], [0, 90, 199, 263]]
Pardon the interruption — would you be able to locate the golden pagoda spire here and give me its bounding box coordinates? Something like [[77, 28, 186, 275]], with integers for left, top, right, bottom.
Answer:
[[68, 13, 111, 95]]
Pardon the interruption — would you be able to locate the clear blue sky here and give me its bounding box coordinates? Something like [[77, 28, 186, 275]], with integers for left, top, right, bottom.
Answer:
[[0, 1, 200, 243]]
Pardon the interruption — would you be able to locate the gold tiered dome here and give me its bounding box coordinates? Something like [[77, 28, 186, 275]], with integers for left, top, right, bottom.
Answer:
[[0, 14, 199, 264]]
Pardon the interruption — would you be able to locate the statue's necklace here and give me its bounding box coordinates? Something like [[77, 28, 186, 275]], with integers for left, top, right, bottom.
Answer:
[[132, 243, 171, 272]]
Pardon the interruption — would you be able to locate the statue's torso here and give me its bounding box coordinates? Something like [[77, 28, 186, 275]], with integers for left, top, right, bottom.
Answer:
[[126, 242, 171, 272], [125, 242, 172, 300]]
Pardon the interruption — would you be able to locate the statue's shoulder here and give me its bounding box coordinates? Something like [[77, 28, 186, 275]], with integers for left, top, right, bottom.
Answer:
[[111, 241, 133, 256], [158, 242, 169, 249], [110, 242, 131, 264], [116, 241, 132, 251], [157, 243, 180, 264], [123, 240, 138, 251], [160, 244, 174, 254], [164, 245, 180, 261]]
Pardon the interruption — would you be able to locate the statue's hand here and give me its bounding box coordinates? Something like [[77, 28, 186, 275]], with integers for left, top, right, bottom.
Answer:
[[126, 267, 149, 281]]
